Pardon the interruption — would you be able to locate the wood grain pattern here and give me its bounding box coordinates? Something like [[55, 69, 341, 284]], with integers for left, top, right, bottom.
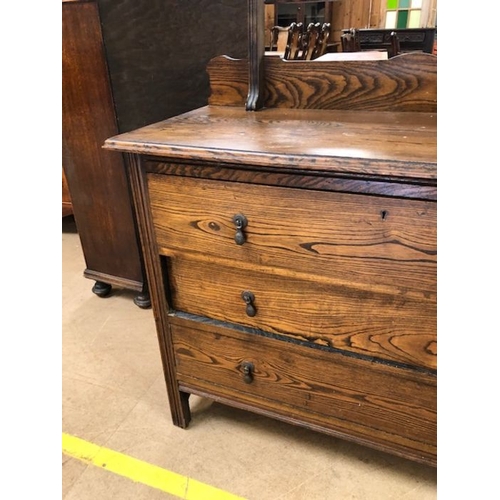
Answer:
[[144, 159, 437, 201], [207, 52, 437, 112], [148, 171, 436, 370], [170, 316, 436, 465], [148, 174, 436, 297], [166, 256, 436, 371], [104, 106, 436, 180], [331, 0, 383, 41]]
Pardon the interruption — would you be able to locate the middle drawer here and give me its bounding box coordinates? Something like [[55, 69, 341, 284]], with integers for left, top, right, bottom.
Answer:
[[165, 256, 436, 371]]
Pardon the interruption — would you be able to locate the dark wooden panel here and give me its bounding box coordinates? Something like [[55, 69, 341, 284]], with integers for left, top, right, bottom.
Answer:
[[96, 0, 248, 132], [62, 0, 144, 289], [356, 28, 436, 54], [144, 159, 437, 201]]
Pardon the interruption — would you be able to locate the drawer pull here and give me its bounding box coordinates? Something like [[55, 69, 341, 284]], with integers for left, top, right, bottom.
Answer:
[[241, 361, 254, 384], [232, 214, 248, 245], [241, 290, 257, 317]]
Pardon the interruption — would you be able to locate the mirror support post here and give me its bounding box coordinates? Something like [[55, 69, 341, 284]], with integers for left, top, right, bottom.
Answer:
[[246, 0, 265, 110]]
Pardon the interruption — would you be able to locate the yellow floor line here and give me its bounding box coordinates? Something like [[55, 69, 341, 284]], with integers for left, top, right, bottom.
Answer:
[[62, 432, 247, 500]]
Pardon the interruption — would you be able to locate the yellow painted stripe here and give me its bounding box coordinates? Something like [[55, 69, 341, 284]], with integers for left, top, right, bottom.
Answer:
[[62, 432, 247, 500]]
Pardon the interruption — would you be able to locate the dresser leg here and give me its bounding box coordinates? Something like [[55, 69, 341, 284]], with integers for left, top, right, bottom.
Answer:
[[92, 280, 112, 298], [172, 391, 192, 428]]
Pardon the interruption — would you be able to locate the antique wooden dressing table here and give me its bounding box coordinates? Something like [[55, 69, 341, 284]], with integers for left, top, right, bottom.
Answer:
[[104, 1, 437, 466]]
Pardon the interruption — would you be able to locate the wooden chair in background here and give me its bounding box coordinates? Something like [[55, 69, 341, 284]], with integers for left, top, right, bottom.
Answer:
[[284, 22, 303, 60], [341, 28, 361, 52], [301, 23, 321, 60], [269, 25, 290, 53], [283, 22, 331, 61], [302, 22, 331, 60], [314, 23, 331, 59]]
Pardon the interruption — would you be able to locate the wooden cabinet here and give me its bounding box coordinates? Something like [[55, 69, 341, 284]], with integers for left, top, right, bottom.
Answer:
[[62, 0, 247, 307], [62, 0, 149, 306], [104, 52, 437, 466]]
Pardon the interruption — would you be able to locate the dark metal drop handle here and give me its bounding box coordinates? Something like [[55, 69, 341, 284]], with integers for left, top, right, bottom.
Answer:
[[241, 291, 256, 317], [241, 361, 254, 384], [233, 214, 248, 245]]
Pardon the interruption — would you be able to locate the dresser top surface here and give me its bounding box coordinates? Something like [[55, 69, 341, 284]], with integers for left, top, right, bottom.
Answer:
[[105, 106, 436, 181]]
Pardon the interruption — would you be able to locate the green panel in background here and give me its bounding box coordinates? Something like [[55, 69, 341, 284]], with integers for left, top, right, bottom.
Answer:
[[387, 0, 398, 10], [397, 10, 409, 28]]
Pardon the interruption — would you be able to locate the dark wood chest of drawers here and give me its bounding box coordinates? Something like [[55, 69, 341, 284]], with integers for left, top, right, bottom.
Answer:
[[104, 53, 437, 466]]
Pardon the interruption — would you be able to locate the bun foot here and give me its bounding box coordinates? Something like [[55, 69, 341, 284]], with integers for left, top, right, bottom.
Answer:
[[92, 281, 112, 298], [134, 291, 151, 309]]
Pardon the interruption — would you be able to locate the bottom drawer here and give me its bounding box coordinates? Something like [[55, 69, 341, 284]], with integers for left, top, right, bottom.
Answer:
[[170, 315, 436, 466]]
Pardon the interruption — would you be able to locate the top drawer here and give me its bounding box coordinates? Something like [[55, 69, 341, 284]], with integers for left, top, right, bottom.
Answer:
[[147, 173, 436, 298]]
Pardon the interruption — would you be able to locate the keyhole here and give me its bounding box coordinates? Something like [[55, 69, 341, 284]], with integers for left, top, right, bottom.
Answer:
[[381, 210, 388, 221]]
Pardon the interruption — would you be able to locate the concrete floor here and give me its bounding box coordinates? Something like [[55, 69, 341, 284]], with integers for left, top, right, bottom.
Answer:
[[62, 215, 437, 499]]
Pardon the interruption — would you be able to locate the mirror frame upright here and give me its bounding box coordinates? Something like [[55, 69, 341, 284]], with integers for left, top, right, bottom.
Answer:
[[246, 0, 265, 110]]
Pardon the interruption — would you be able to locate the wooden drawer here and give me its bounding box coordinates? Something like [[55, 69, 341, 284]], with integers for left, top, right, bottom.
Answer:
[[148, 173, 436, 298], [170, 315, 437, 465], [166, 256, 436, 371]]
